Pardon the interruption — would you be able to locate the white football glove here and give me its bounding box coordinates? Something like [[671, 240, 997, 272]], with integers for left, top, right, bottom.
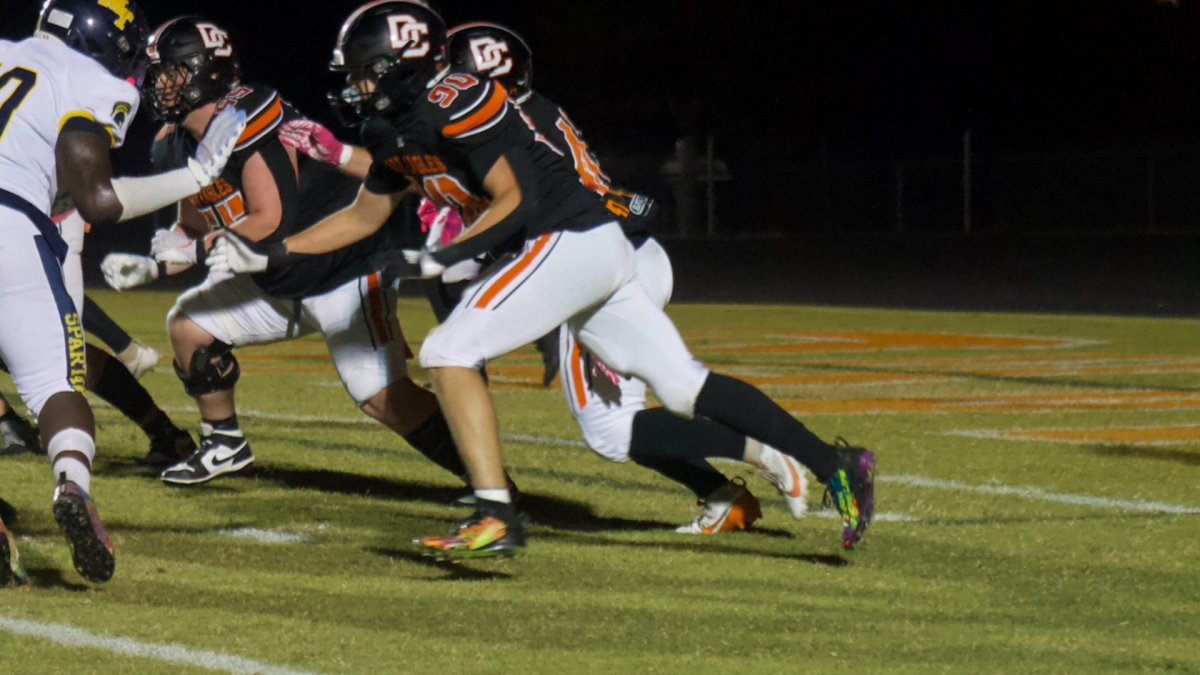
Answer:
[[150, 228, 198, 265], [101, 253, 158, 290], [418, 249, 445, 279], [187, 107, 247, 187], [207, 234, 269, 274]]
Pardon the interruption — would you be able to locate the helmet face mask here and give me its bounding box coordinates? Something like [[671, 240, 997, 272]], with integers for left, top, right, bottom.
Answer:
[[142, 17, 240, 122], [447, 22, 533, 104], [328, 1, 447, 127], [36, 0, 150, 85]]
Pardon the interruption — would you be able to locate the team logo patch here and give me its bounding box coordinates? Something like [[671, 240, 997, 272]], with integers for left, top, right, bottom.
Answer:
[[98, 0, 134, 30], [387, 15, 430, 58], [111, 101, 132, 129], [469, 37, 512, 76], [196, 22, 233, 57], [629, 194, 650, 216]]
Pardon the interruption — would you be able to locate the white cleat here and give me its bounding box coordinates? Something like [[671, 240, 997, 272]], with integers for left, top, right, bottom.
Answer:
[[676, 479, 762, 535], [117, 340, 160, 380], [749, 445, 810, 520]]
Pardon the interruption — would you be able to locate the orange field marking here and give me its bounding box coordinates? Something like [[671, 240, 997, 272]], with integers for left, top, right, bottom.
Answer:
[[947, 425, 1200, 446]]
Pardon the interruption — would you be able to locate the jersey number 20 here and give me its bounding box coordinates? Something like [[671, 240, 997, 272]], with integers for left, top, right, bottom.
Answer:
[[0, 67, 38, 144]]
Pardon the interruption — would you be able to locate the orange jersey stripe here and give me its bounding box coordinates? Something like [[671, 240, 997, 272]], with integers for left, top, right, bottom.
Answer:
[[473, 233, 553, 309], [571, 341, 588, 410], [442, 83, 507, 138], [237, 97, 283, 146], [366, 272, 391, 344]]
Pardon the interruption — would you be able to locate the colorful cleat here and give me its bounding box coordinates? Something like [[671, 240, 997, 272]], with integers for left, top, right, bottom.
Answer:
[[822, 439, 876, 550], [1, 512, 28, 588], [676, 479, 762, 535], [52, 477, 115, 584], [416, 514, 526, 560], [749, 444, 809, 520]]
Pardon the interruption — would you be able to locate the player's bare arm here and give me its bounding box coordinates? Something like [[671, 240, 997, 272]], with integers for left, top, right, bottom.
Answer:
[[446, 156, 521, 245], [281, 184, 407, 255], [54, 131, 124, 225], [226, 152, 284, 243]]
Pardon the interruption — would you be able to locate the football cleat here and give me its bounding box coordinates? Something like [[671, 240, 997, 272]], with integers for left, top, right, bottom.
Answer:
[[116, 339, 161, 380], [143, 427, 198, 469], [0, 410, 41, 457], [822, 439, 877, 550], [748, 445, 809, 520], [416, 513, 526, 560], [52, 477, 115, 584], [160, 428, 253, 486], [1, 510, 28, 588], [676, 479, 762, 535]]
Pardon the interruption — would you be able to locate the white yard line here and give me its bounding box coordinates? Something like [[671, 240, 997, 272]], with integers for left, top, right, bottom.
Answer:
[[879, 474, 1200, 515], [0, 617, 329, 675]]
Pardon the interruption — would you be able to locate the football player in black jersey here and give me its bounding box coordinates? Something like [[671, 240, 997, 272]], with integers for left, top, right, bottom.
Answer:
[[212, 0, 876, 558], [279, 21, 815, 535], [104, 16, 471, 488]]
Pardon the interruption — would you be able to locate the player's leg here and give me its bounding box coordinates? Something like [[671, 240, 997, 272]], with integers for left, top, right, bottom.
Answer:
[[572, 259, 875, 550], [0, 206, 113, 582], [417, 227, 638, 558], [84, 344, 195, 467], [0, 490, 26, 587], [83, 297, 160, 380], [159, 275, 274, 485], [305, 272, 472, 481]]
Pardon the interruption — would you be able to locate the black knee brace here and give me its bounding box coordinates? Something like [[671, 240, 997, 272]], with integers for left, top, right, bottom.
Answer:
[[174, 341, 240, 397]]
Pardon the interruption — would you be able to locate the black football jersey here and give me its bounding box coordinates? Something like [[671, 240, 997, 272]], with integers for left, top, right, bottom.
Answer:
[[151, 83, 395, 300], [362, 72, 612, 264], [519, 92, 658, 245]]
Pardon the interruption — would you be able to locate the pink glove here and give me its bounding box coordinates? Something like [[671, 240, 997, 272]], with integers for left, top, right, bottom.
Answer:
[[278, 119, 347, 166], [589, 355, 622, 387], [417, 198, 465, 246]]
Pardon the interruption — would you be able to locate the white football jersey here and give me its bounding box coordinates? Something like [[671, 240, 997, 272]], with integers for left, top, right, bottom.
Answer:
[[0, 36, 139, 216]]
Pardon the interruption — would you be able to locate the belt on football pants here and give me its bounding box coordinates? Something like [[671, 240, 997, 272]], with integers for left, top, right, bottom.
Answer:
[[0, 188, 69, 263]]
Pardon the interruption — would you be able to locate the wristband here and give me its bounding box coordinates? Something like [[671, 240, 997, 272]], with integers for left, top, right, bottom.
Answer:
[[157, 261, 168, 279], [267, 241, 292, 268], [337, 144, 354, 168]]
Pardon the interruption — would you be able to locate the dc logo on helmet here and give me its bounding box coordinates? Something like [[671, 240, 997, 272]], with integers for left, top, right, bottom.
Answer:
[[469, 37, 511, 76], [196, 23, 232, 57], [387, 15, 430, 58]]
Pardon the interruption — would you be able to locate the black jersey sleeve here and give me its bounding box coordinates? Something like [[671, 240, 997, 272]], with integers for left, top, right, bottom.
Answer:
[[228, 86, 285, 157], [439, 80, 517, 180]]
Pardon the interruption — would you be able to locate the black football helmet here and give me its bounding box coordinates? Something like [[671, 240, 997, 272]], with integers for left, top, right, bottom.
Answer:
[[35, 0, 150, 85], [447, 22, 532, 104], [328, 0, 448, 126], [142, 17, 241, 122]]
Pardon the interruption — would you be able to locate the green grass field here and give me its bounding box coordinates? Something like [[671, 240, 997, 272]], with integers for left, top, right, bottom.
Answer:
[[1, 290, 1198, 675]]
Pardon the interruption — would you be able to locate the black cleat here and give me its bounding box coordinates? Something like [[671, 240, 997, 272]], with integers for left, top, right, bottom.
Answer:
[[416, 501, 527, 560], [160, 430, 253, 486], [0, 411, 41, 457], [52, 478, 115, 584], [143, 427, 198, 468], [1, 508, 28, 588]]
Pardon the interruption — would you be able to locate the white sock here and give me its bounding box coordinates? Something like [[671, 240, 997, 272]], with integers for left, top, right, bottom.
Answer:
[[475, 488, 511, 504], [52, 457, 91, 494], [742, 438, 765, 466], [47, 428, 95, 495]]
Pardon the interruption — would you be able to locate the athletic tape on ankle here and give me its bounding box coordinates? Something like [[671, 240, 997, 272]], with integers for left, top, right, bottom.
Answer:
[[46, 427, 95, 464]]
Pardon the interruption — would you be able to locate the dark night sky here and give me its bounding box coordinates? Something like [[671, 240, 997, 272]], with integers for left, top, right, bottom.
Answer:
[[3, 0, 1200, 161]]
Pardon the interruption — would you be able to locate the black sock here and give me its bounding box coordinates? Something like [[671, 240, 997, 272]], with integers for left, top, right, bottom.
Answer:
[[628, 408, 743, 498], [402, 410, 469, 479], [83, 297, 133, 354], [89, 350, 162, 434], [203, 414, 240, 434], [693, 373, 838, 483], [140, 410, 183, 443]]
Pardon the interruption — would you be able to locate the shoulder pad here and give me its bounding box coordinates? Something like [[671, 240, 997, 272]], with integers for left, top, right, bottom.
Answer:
[[216, 84, 284, 152], [424, 74, 510, 140]]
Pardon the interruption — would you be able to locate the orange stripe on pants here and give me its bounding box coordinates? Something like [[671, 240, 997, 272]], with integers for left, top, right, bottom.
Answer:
[[474, 233, 553, 309], [366, 272, 391, 344], [571, 340, 588, 410]]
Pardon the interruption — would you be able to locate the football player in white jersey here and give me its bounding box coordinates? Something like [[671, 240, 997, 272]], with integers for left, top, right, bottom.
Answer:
[[0, 0, 245, 586]]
